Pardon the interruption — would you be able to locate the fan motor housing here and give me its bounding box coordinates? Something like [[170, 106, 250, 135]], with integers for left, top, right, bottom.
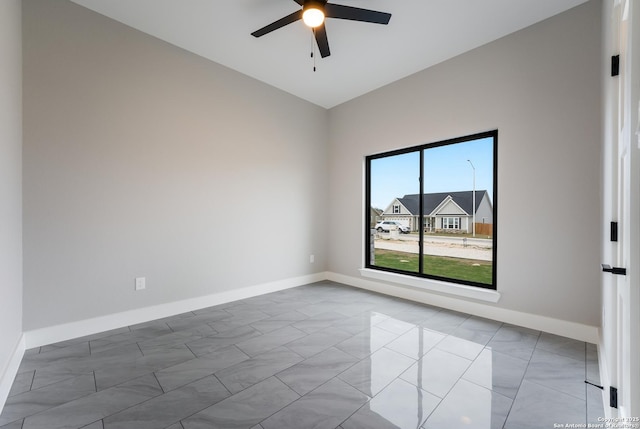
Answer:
[[303, 0, 327, 9]]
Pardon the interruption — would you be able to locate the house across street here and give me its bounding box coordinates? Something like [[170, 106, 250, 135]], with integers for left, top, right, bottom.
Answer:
[[379, 190, 493, 234]]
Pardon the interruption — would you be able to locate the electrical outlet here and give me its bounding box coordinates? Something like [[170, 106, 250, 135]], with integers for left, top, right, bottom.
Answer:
[[310, 254, 315, 263], [135, 277, 146, 291]]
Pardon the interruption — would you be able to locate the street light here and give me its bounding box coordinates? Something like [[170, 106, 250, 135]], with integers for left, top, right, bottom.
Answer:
[[467, 159, 476, 237]]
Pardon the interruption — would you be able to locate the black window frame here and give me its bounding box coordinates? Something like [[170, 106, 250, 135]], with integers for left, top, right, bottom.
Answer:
[[364, 130, 498, 290]]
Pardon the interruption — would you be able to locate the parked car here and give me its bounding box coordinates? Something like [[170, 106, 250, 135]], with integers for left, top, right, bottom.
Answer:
[[375, 221, 410, 233]]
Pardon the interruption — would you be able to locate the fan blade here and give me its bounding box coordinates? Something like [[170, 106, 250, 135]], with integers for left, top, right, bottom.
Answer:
[[314, 24, 331, 58], [251, 10, 303, 37], [325, 3, 391, 24], [292, 0, 304, 5]]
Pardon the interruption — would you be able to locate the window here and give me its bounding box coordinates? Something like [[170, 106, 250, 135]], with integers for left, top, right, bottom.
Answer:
[[365, 130, 497, 289], [442, 217, 460, 230]]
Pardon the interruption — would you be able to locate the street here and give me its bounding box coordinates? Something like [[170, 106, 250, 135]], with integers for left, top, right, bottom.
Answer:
[[374, 233, 493, 261]]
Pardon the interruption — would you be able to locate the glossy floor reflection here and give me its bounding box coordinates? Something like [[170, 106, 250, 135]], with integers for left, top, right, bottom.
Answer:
[[1, 281, 605, 429]]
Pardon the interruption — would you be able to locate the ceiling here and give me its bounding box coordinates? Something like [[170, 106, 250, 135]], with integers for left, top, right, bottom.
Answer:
[[69, 0, 589, 109]]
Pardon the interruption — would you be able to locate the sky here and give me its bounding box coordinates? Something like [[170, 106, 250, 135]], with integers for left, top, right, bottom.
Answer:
[[370, 136, 494, 210]]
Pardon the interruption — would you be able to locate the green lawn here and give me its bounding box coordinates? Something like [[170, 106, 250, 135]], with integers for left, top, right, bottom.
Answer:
[[373, 249, 493, 285]]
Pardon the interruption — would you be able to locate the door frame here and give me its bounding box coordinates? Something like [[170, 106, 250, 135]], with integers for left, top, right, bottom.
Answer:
[[600, 0, 640, 418]]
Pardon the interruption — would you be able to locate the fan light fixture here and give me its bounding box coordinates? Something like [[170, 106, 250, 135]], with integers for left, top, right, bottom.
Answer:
[[251, 1, 391, 59], [302, 3, 325, 28]]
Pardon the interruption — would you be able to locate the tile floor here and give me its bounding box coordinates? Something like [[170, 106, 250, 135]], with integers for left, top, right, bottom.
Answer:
[[1, 281, 605, 429]]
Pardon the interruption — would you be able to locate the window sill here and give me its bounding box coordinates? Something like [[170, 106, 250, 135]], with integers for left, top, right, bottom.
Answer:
[[359, 268, 501, 303]]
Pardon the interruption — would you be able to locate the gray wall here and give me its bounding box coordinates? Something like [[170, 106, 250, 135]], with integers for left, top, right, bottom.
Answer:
[[23, 0, 328, 330], [328, 1, 602, 326], [0, 0, 23, 377], [22, 0, 603, 333]]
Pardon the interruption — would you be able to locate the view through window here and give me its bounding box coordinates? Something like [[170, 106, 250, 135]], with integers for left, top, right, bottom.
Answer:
[[365, 131, 497, 289]]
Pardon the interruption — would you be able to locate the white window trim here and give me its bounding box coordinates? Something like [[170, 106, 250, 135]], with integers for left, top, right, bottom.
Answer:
[[442, 217, 460, 229], [359, 268, 501, 303]]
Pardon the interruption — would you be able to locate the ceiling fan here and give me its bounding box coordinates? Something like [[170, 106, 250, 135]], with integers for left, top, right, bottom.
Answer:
[[251, 0, 392, 58]]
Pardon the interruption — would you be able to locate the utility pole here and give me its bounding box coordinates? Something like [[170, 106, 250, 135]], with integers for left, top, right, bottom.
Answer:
[[467, 160, 476, 237]]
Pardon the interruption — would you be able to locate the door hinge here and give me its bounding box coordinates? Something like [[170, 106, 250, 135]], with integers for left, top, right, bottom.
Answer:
[[610, 386, 618, 408], [612, 55, 620, 76], [602, 264, 627, 276]]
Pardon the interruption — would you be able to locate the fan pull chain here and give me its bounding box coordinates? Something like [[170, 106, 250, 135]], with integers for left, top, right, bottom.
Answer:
[[311, 29, 317, 72]]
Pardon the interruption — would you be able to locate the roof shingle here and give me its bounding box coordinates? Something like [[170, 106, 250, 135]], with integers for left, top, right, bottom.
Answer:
[[397, 191, 488, 215]]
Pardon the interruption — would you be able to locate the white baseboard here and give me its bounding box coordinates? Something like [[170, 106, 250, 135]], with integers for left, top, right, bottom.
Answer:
[[328, 272, 599, 343], [0, 334, 25, 414], [24, 272, 329, 349], [23, 269, 598, 349]]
